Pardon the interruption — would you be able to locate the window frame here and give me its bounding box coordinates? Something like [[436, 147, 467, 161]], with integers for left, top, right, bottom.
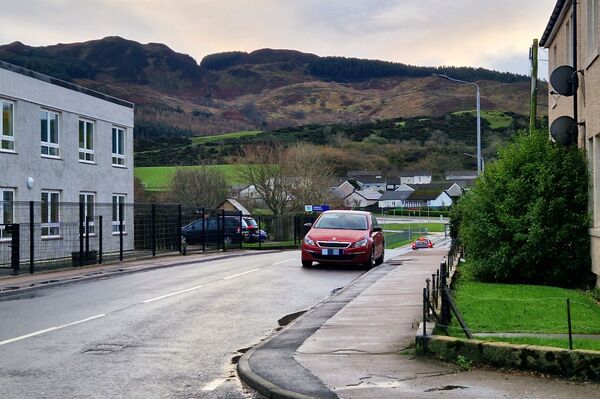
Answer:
[[112, 126, 126, 167], [587, 0, 599, 65], [78, 119, 95, 163], [41, 190, 61, 237], [79, 192, 96, 236], [112, 194, 127, 234], [1, 99, 15, 152], [0, 188, 15, 241], [41, 110, 60, 158]]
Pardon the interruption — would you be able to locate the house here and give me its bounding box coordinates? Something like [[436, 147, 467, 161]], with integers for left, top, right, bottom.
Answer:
[[0, 60, 134, 255], [394, 183, 416, 193], [398, 171, 432, 185], [385, 177, 402, 191], [216, 198, 251, 216], [377, 190, 412, 208], [333, 180, 356, 198], [540, 0, 600, 286], [238, 184, 260, 200], [344, 190, 382, 208], [445, 171, 479, 181], [404, 189, 453, 209], [354, 174, 386, 191]]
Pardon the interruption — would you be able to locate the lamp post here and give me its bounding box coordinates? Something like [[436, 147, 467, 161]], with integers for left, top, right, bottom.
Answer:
[[463, 152, 485, 172], [434, 73, 482, 174]]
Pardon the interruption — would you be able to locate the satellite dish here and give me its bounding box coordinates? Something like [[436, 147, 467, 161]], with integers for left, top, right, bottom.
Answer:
[[550, 116, 577, 146], [550, 65, 578, 96]]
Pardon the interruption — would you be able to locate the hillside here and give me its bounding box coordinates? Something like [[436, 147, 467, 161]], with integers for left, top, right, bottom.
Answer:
[[0, 36, 546, 139]]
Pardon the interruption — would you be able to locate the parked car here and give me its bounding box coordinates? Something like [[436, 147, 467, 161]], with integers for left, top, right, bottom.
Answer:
[[412, 237, 433, 250], [181, 216, 245, 245], [301, 210, 385, 269], [243, 217, 268, 243]]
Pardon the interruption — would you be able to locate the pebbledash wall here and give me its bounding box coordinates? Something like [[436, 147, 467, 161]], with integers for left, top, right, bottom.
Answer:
[[0, 60, 135, 257], [541, 0, 600, 287]]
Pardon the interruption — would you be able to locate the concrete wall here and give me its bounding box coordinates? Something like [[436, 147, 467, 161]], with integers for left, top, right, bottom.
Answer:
[[0, 66, 135, 258], [545, 0, 600, 287]]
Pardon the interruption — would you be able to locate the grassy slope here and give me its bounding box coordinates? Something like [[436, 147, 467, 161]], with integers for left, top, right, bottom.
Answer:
[[452, 110, 513, 129], [190, 130, 263, 144], [450, 277, 600, 350], [135, 165, 247, 190]]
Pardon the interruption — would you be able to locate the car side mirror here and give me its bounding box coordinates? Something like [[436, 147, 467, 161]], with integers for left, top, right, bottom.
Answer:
[[304, 223, 313, 228], [372, 226, 382, 232]]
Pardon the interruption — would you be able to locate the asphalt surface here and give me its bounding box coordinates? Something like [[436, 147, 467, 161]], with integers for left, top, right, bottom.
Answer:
[[0, 250, 364, 399]]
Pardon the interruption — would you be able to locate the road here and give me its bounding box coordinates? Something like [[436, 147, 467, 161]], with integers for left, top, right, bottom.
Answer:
[[0, 251, 364, 399]]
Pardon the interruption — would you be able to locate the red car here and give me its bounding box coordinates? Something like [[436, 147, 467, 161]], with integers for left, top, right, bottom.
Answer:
[[412, 237, 433, 250], [301, 210, 385, 269]]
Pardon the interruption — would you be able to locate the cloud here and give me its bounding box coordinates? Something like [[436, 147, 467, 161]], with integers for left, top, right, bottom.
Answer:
[[0, 0, 555, 74]]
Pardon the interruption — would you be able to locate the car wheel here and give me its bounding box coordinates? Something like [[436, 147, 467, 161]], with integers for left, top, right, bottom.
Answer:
[[375, 246, 385, 265], [364, 248, 375, 270], [302, 260, 313, 268], [224, 236, 233, 246]]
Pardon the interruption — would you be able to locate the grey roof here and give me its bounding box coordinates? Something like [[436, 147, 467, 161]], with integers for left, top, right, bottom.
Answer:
[[0, 60, 134, 108], [347, 170, 382, 177], [397, 170, 432, 177], [445, 170, 478, 179], [410, 182, 454, 191], [356, 175, 385, 184], [386, 177, 402, 185], [218, 198, 251, 216], [540, 0, 568, 47], [354, 190, 382, 200], [407, 189, 447, 201], [378, 191, 412, 201]]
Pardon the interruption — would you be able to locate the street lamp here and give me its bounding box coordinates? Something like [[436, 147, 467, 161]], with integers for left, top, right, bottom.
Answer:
[[433, 73, 482, 174], [463, 152, 485, 172]]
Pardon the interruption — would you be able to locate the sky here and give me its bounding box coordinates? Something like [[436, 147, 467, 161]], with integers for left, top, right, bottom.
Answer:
[[0, 0, 555, 78]]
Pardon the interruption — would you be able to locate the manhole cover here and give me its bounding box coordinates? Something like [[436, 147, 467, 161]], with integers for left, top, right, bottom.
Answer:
[[83, 343, 127, 355]]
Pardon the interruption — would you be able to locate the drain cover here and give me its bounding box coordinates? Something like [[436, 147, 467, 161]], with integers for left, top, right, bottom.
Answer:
[[83, 343, 127, 355]]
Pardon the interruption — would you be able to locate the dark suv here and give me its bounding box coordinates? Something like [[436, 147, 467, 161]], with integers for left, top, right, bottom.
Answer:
[[181, 216, 245, 245]]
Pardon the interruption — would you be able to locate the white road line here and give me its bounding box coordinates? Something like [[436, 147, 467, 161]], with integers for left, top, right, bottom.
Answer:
[[201, 378, 227, 391], [0, 314, 106, 347], [223, 268, 261, 280], [272, 258, 296, 265], [142, 284, 205, 303]]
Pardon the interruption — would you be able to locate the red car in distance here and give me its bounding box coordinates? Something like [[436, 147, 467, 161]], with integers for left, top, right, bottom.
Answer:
[[301, 210, 385, 269], [412, 236, 434, 250]]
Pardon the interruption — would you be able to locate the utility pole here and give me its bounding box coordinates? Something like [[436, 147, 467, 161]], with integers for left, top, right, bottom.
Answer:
[[529, 39, 539, 131]]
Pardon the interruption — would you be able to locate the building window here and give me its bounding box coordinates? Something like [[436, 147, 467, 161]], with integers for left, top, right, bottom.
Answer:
[[41, 190, 60, 237], [78, 119, 94, 162], [112, 127, 125, 166], [1, 100, 14, 151], [0, 188, 14, 240], [41, 110, 60, 157], [79, 192, 95, 235], [588, 0, 599, 57], [112, 194, 126, 233]]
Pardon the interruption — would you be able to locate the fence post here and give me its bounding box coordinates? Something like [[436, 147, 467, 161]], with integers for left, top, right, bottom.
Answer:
[[440, 261, 448, 326], [239, 210, 243, 249], [79, 202, 84, 267], [426, 278, 431, 305], [258, 216, 262, 250], [221, 208, 226, 251], [85, 216, 90, 257], [98, 215, 103, 264], [151, 203, 156, 257], [177, 204, 182, 254], [201, 208, 206, 253], [10, 224, 20, 275], [567, 299, 573, 350], [29, 201, 34, 274], [119, 202, 124, 261], [432, 273, 437, 308], [422, 287, 427, 336]]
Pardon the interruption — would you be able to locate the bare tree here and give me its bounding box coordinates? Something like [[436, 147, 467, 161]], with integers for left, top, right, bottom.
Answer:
[[166, 167, 229, 207], [239, 143, 338, 215]]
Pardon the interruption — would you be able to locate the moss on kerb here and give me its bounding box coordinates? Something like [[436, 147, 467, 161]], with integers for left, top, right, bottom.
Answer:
[[417, 335, 600, 381]]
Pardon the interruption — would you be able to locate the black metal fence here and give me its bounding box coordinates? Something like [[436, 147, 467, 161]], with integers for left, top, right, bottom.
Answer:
[[0, 201, 316, 276]]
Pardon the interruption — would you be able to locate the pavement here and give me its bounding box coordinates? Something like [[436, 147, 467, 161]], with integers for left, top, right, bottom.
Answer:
[[237, 238, 600, 399]]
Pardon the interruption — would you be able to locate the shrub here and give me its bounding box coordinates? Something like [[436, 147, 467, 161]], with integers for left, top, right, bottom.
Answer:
[[456, 129, 593, 288]]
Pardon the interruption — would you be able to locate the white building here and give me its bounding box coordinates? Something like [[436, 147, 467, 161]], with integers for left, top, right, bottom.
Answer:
[[398, 171, 432, 185], [0, 61, 134, 258]]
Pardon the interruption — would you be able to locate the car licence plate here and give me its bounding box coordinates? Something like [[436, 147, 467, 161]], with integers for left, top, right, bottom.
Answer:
[[322, 249, 342, 256]]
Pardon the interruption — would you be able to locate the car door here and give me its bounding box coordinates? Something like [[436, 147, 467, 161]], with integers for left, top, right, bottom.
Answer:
[[371, 214, 384, 257]]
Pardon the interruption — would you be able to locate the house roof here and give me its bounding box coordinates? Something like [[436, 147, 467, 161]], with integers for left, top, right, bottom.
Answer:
[[540, 0, 569, 47], [386, 177, 402, 185], [378, 191, 412, 201], [0, 60, 134, 108], [217, 198, 251, 216], [445, 170, 479, 179], [407, 189, 448, 201], [347, 170, 382, 177], [356, 175, 385, 184], [409, 182, 454, 192], [353, 190, 383, 200], [397, 170, 432, 177]]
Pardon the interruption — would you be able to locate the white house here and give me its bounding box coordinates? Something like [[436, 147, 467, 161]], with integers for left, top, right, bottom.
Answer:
[[344, 190, 382, 208], [398, 171, 432, 185], [0, 60, 134, 257], [377, 190, 412, 208], [445, 171, 478, 181], [354, 175, 386, 191], [404, 190, 453, 209]]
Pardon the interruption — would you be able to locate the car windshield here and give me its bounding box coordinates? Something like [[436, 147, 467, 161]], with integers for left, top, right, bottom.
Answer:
[[314, 213, 368, 230], [244, 218, 258, 228]]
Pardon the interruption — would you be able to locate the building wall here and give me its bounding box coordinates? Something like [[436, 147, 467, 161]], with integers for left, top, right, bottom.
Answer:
[[545, 0, 600, 286], [0, 66, 135, 256]]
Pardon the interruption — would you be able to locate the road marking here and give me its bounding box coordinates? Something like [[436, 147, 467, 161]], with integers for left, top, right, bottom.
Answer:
[[272, 258, 296, 265], [202, 378, 227, 391], [223, 268, 261, 280], [0, 314, 106, 347], [142, 284, 204, 303]]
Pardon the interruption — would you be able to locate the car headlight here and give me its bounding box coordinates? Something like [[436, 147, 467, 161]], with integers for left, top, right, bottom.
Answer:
[[304, 236, 315, 246], [352, 237, 368, 248]]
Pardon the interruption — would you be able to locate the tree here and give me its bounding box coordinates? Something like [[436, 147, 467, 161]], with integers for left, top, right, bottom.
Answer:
[[166, 167, 229, 207], [239, 143, 337, 215], [455, 129, 594, 288]]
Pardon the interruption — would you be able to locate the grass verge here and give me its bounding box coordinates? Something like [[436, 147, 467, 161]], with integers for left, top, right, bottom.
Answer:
[[135, 165, 247, 190], [382, 222, 444, 233]]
